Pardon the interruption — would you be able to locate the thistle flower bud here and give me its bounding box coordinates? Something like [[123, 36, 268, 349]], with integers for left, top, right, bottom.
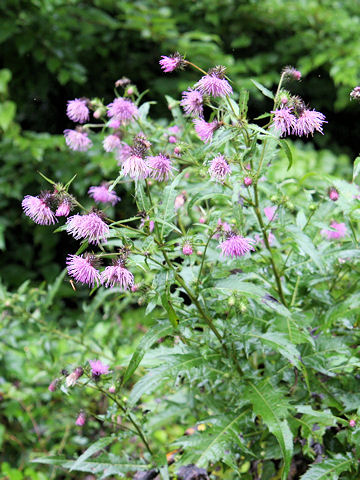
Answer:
[[243, 177, 252, 187], [283, 66, 302, 81], [349, 419, 356, 427], [48, 378, 59, 392], [109, 385, 116, 394], [115, 77, 131, 88], [65, 367, 84, 387], [350, 86, 360, 100], [182, 243, 193, 256], [75, 412, 86, 426], [328, 187, 339, 201]]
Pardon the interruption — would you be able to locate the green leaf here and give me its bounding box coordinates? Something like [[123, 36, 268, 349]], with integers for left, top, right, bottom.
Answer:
[[122, 322, 174, 385], [158, 173, 182, 239], [70, 437, 115, 471], [247, 332, 301, 368], [280, 139, 293, 170], [245, 381, 293, 480], [300, 454, 353, 480], [251, 79, 274, 99], [353, 156, 360, 182], [161, 294, 179, 328], [287, 226, 324, 271], [0, 100, 16, 130], [135, 181, 151, 212]]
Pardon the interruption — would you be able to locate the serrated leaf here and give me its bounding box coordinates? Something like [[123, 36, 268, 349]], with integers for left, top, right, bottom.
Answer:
[[245, 381, 293, 480], [300, 455, 352, 480], [123, 322, 174, 385], [70, 437, 115, 471], [287, 226, 324, 271], [135, 181, 151, 212], [251, 79, 274, 99], [247, 332, 301, 367], [158, 173, 182, 239]]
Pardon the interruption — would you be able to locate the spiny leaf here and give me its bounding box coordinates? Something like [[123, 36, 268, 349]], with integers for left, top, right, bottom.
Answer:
[[158, 173, 182, 239], [299, 454, 353, 480], [70, 437, 115, 471], [251, 79, 274, 99]]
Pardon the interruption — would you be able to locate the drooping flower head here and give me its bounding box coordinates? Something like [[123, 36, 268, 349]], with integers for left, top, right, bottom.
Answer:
[[180, 88, 203, 117], [264, 206, 278, 222], [75, 412, 86, 426], [193, 118, 221, 143], [66, 212, 109, 245], [55, 197, 73, 217], [321, 221, 347, 240], [89, 359, 110, 377], [103, 134, 122, 152], [219, 233, 255, 258], [88, 185, 120, 206], [293, 109, 327, 137], [22, 192, 57, 225], [107, 97, 138, 124], [66, 253, 101, 287], [147, 154, 174, 182], [116, 142, 132, 165], [328, 187, 339, 202], [350, 86, 360, 100], [208, 154, 231, 183], [48, 378, 59, 392], [159, 52, 185, 73], [64, 129, 92, 151], [66, 367, 84, 387], [283, 66, 302, 81], [272, 107, 297, 137], [115, 77, 131, 88], [66, 98, 89, 123], [195, 66, 232, 97], [100, 258, 134, 290]]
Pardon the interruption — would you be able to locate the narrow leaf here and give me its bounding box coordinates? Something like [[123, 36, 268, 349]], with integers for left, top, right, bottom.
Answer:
[[251, 79, 274, 99]]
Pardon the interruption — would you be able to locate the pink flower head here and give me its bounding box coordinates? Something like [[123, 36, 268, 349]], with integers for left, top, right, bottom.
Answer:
[[89, 359, 109, 377], [180, 88, 203, 117], [328, 187, 339, 201], [66, 98, 89, 123], [55, 198, 72, 217], [244, 177, 252, 187], [147, 154, 174, 182], [283, 66, 302, 81], [103, 134, 121, 152], [182, 243, 193, 256], [66, 213, 109, 245], [48, 378, 59, 392], [75, 412, 86, 426], [271, 108, 296, 137], [100, 259, 134, 289], [122, 154, 149, 180], [64, 129, 92, 151], [168, 125, 181, 135], [107, 97, 138, 124], [209, 154, 231, 182], [219, 234, 255, 258], [116, 142, 132, 165], [350, 86, 360, 100], [174, 146, 181, 155], [264, 206, 277, 222], [195, 67, 232, 97], [293, 109, 327, 137], [159, 53, 184, 73], [321, 221, 347, 240], [66, 253, 100, 287], [168, 135, 177, 144], [22, 193, 57, 225], [108, 118, 121, 129], [350, 419, 356, 427], [193, 118, 220, 143], [199, 217, 206, 224], [174, 194, 185, 210], [88, 185, 120, 206], [109, 385, 116, 394]]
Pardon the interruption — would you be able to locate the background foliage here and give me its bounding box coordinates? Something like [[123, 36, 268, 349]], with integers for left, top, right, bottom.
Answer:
[[1, 1, 360, 479]]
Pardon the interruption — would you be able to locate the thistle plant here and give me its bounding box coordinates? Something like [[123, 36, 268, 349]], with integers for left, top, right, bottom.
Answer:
[[24, 55, 360, 479]]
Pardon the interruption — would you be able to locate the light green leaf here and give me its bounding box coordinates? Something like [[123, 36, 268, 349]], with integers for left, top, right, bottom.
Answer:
[[0, 100, 16, 130], [300, 454, 353, 480], [70, 437, 115, 471], [251, 79, 274, 99]]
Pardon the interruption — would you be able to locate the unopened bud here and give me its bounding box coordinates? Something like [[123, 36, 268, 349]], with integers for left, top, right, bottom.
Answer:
[[244, 177, 252, 187], [270, 195, 278, 203], [350, 419, 356, 427], [109, 385, 116, 394], [309, 203, 317, 211], [48, 378, 59, 392], [328, 187, 339, 202], [126, 87, 134, 95], [182, 243, 193, 256], [174, 146, 181, 155], [75, 412, 86, 426], [66, 367, 84, 387]]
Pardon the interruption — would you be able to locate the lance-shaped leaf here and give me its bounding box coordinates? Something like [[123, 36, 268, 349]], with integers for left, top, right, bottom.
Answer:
[[299, 454, 353, 480]]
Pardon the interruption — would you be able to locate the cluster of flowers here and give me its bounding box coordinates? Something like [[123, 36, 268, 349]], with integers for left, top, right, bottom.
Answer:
[[48, 360, 113, 426]]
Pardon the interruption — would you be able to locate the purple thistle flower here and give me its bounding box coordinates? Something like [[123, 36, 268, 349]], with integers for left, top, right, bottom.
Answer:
[[182, 243, 193, 256], [147, 154, 174, 182], [321, 221, 347, 240], [271, 108, 297, 137], [159, 53, 184, 73], [66, 253, 100, 287], [22, 193, 57, 225], [168, 135, 177, 144], [55, 198, 72, 217], [122, 155, 149, 180], [66, 98, 89, 123], [116, 142, 132, 165], [193, 118, 220, 143], [180, 88, 203, 117], [328, 187, 339, 201], [195, 71, 232, 98], [219, 234, 255, 258], [108, 118, 121, 129], [264, 206, 277, 222], [293, 109, 327, 137], [89, 359, 109, 377], [66, 213, 109, 245], [75, 412, 86, 426], [100, 260, 134, 289], [103, 134, 121, 152], [88, 185, 120, 206], [64, 129, 92, 151], [107, 97, 138, 124], [208, 154, 231, 183], [283, 66, 302, 81], [350, 86, 360, 100]]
